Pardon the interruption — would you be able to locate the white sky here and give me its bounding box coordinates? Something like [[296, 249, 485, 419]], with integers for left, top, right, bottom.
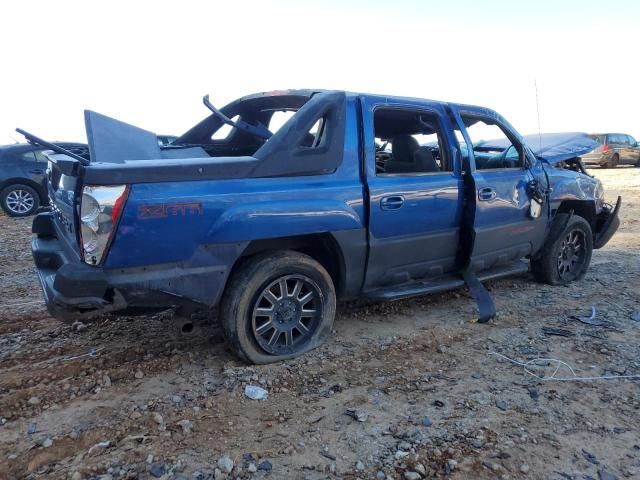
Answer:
[[1, 0, 638, 144]]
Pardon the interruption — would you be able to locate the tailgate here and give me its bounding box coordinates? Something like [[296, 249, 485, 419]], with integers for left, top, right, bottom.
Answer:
[[45, 154, 83, 259]]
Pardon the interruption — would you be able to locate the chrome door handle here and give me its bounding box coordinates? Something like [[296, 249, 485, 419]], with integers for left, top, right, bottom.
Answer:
[[478, 187, 496, 201], [380, 195, 404, 210]]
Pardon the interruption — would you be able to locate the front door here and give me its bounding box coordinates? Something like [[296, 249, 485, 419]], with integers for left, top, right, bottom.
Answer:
[[450, 106, 548, 272], [361, 97, 464, 289]]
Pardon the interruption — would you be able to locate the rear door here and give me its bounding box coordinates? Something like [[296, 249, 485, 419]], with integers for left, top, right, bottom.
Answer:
[[449, 106, 548, 272], [361, 96, 464, 289], [609, 134, 625, 161], [30, 149, 49, 190]]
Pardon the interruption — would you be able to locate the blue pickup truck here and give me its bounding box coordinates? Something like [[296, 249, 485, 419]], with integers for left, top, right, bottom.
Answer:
[[24, 89, 621, 363]]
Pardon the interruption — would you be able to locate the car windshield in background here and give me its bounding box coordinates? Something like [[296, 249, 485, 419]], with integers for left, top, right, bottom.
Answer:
[[590, 134, 606, 143]]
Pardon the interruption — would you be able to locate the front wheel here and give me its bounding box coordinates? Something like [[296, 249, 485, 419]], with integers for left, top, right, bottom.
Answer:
[[220, 251, 336, 364], [532, 214, 593, 285]]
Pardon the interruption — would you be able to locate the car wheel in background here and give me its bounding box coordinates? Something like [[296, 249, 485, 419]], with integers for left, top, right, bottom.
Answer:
[[531, 214, 593, 285], [220, 250, 336, 364], [0, 184, 40, 217], [605, 154, 619, 168]]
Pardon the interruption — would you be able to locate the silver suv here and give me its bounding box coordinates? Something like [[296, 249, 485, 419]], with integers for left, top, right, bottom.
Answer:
[[581, 133, 640, 168]]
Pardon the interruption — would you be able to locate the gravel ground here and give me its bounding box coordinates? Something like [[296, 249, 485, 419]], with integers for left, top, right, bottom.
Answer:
[[0, 167, 639, 480]]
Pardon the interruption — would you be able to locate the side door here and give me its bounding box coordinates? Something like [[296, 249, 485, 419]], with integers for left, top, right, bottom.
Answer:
[[31, 149, 49, 186], [361, 97, 464, 289], [449, 106, 548, 272]]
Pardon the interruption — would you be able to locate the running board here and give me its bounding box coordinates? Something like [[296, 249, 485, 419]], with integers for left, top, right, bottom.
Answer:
[[364, 261, 530, 320]]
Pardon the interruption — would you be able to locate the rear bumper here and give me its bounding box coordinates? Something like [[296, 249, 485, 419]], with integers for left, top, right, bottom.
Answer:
[[32, 212, 238, 321], [594, 196, 621, 249], [32, 212, 125, 322]]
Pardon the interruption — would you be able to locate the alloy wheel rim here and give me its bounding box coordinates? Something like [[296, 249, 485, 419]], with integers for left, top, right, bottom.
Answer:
[[6, 189, 34, 214], [557, 229, 586, 280], [251, 274, 323, 355]]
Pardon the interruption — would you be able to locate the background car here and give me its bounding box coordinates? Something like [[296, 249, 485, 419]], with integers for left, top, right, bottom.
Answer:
[[157, 135, 178, 146], [581, 133, 640, 168], [0, 142, 88, 217]]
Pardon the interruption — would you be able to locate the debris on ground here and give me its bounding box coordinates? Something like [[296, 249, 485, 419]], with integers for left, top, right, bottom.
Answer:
[[572, 305, 613, 327], [542, 326, 575, 337], [244, 385, 268, 400], [0, 169, 638, 479], [345, 408, 369, 422]]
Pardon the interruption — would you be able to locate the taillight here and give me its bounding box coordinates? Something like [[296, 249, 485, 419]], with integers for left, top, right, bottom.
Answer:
[[602, 144, 610, 153], [79, 185, 129, 265]]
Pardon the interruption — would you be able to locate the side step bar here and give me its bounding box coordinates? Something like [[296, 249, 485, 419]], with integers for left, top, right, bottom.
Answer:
[[364, 260, 530, 321]]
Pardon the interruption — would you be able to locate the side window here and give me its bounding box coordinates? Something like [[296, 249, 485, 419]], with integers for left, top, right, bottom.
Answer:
[[458, 116, 523, 170], [211, 115, 240, 140], [19, 151, 37, 162], [629, 135, 637, 145], [374, 108, 451, 175], [33, 150, 49, 162]]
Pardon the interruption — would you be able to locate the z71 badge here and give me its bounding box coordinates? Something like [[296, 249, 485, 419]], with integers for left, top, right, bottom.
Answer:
[[138, 202, 203, 220]]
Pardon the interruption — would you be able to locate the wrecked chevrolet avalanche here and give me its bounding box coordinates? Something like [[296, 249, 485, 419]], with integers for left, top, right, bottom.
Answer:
[[22, 90, 621, 364]]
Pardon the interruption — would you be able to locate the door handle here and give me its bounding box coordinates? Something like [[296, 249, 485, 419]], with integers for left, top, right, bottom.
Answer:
[[29, 169, 44, 174], [380, 195, 404, 210], [478, 187, 496, 201]]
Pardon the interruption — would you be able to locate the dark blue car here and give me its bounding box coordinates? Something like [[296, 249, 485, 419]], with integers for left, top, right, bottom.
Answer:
[[0, 142, 89, 217], [25, 90, 620, 363]]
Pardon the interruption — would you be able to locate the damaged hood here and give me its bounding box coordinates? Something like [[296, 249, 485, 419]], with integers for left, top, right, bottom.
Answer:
[[481, 132, 599, 164]]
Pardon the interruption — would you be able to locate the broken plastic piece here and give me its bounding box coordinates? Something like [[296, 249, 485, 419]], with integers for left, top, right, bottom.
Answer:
[[244, 385, 268, 400], [462, 270, 496, 323]]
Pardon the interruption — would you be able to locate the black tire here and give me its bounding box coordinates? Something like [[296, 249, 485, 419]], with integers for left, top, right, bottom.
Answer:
[[220, 251, 336, 364], [0, 184, 40, 217], [532, 214, 593, 285], [602, 154, 619, 169]]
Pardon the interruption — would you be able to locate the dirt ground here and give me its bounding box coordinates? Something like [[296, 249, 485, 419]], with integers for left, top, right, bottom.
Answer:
[[1, 168, 639, 480]]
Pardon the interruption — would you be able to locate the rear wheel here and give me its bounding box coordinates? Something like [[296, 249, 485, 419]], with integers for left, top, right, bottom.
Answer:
[[0, 184, 40, 217], [220, 251, 336, 364], [532, 214, 593, 285], [603, 154, 619, 168]]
